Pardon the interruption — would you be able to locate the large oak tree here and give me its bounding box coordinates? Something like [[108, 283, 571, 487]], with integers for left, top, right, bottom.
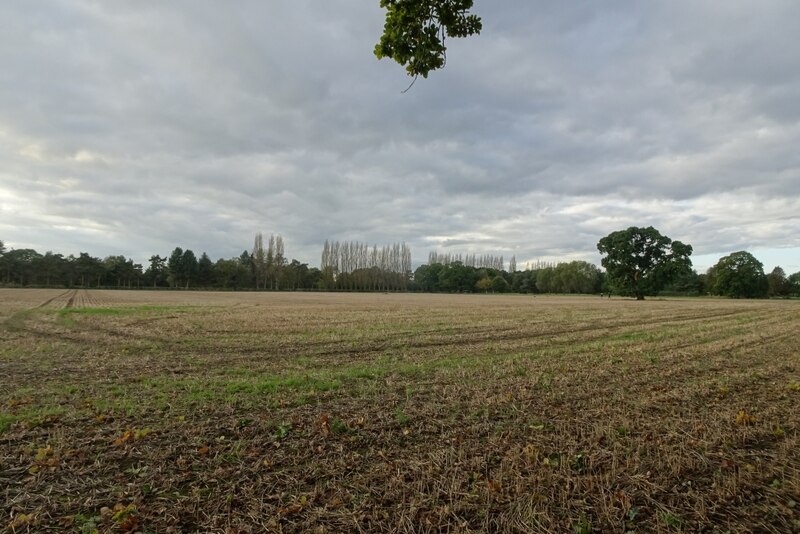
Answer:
[[597, 226, 693, 300]]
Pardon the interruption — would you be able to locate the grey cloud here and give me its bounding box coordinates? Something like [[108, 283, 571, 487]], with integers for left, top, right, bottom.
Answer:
[[1, 1, 798, 271]]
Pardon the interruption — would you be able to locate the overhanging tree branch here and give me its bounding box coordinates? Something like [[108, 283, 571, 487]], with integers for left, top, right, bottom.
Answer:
[[374, 0, 482, 80]]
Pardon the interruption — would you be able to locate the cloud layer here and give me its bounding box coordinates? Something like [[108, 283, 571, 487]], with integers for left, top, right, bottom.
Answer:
[[1, 1, 799, 272]]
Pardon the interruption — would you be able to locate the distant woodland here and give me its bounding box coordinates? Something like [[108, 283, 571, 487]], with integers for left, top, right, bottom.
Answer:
[[0, 235, 797, 298]]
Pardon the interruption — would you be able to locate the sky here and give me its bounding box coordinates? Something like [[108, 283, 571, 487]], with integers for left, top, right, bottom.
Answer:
[[1, 1, 799, 274]]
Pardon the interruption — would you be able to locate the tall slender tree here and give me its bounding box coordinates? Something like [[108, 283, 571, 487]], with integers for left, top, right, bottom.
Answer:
[[266, 235, 275, 289], [168, 247, 184, 288], [252, 233, 266, 290], [182, 249, 199, 289], [274, 235, 285, 289], [198, 252, 214, 287], [238, 250, 254, 288]]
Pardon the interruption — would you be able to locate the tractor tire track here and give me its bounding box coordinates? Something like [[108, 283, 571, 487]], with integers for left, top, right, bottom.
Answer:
[[65, 289, 78, 309], [35, 289, 73, 309]]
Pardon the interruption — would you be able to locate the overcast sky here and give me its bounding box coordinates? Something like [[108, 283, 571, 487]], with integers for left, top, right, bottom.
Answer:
[[1, 1, 799, 273]]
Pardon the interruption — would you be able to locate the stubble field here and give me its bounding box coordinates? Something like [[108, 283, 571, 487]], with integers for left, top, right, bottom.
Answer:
[[1, 289, 799, 533]]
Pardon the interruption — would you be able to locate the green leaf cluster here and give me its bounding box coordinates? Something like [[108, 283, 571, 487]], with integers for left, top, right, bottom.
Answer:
[[375, 0, 482, 78]]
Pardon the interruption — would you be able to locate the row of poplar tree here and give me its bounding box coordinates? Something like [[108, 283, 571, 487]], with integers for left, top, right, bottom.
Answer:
[[3, 236, 798, 297], [1, 235, 596, 293], [427, 251, 511, 272], [320, 240, 413, 291]]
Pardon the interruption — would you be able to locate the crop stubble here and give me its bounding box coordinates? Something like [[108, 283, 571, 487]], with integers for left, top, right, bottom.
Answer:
[[0, 289, 798, 532]]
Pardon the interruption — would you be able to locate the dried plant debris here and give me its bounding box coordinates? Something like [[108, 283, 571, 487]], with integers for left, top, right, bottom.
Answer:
[[1, 289, 799, 532]]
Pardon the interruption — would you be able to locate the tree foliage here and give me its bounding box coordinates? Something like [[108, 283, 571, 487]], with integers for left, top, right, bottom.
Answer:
[[375, 0, 482, 79], [2, 249, 43, 286], [709, 251, 768, 298], [535, 261, 602, 294], [214, 257, 251, 290], [490, 275, 509, 293], [167, 247, 184, 288], [597, 226, 693, 300], [146, 255, 167, 288], [411, 260, 601, 295], [659, 268, 705, 296], [788, 271, 800, 297], [428, 251, 504, 270], [182, 249, 198, 289], [197, 253, 214, 287], [102, 255, 142, 287], [766, 266, 790, 297]]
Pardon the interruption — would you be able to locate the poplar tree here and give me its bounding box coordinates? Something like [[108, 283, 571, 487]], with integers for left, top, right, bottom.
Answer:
[[274, 235, 285, 289], [252, 233, 266, 290]]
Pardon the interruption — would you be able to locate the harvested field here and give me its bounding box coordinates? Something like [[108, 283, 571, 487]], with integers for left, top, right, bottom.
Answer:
[[1, 289, 799, 533]]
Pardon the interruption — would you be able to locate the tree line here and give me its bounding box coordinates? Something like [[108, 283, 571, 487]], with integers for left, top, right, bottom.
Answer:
[[413, 260, 604, 294], [0, 236, 322, 291], [427, 251, 508, 271], [596, 227, 800, 299], [1, 234, 797, 298]]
